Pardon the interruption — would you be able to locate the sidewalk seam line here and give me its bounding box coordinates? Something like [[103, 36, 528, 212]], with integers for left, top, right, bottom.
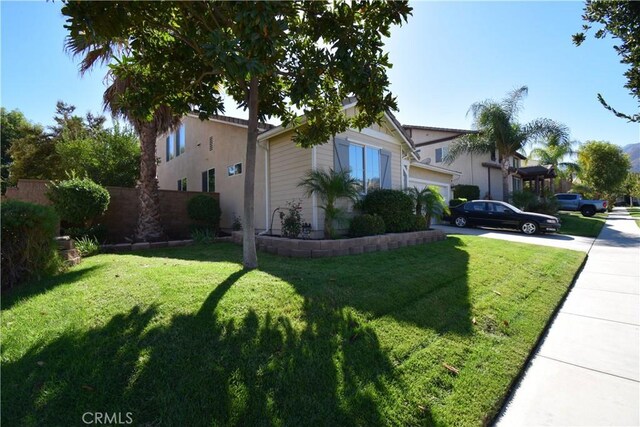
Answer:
[[537, 355, 640, 383], [558, 311, 640, 326]]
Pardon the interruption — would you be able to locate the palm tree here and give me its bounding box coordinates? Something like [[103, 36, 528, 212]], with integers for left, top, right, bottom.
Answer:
[[446, 86, 569, 201], [528, 134, 581, 192], [65, 24, 180, 241], [298, 168, 362, 239], [405, 186, 450, 229]]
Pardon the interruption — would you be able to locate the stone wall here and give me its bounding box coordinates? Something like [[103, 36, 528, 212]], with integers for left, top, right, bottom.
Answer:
[[5, 179, 219, 242], [232, 229, 446, 258]]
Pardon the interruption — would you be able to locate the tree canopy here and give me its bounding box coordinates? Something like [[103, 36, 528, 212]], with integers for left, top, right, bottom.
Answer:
[[6, 102, 140, 188], [62, 0, 412, 267], [573, 0, 640, 122], [577, 140, 631, 197]]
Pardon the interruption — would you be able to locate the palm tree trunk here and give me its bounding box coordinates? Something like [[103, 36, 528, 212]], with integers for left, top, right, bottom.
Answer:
[[242, 76, 259, 269], [135, 122, 164, 242], [501, 157, 510, 202]]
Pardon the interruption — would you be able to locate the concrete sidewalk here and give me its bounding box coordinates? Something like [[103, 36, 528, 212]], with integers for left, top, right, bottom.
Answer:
[[496, 208, 640, 426]]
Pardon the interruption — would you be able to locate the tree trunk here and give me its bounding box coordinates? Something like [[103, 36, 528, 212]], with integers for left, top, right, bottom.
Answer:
[[242, 76, 259, 269], [501, 157, 510, 202], [135, 122, 164, 242]]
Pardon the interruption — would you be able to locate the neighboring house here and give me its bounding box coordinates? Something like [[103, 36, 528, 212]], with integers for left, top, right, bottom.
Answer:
[[156, 101, 460, 237], [403, 124, 525, 201]]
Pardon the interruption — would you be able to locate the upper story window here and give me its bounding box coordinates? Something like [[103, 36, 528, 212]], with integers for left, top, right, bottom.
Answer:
[[166, 133, 175, 161], [176, 125, 186, 156], [228, 163, 242, 176], [512, 157, 521, 168], [435, 146, 449, 163]]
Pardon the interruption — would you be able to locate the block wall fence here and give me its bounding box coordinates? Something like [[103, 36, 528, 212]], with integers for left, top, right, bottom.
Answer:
[[5, 179, 219, 243]]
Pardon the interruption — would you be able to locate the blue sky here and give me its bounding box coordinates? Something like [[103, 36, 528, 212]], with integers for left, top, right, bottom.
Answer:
[[2, 1, 638, 149]]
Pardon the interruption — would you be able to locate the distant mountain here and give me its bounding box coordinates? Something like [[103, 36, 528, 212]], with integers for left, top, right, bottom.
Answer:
[[623, 143, 640, 173]]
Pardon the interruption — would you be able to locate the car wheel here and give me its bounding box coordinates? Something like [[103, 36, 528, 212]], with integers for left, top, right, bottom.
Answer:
[[581, 206, 596, 217], [454, 215, 468, 228], [520, 221, 538, 235]]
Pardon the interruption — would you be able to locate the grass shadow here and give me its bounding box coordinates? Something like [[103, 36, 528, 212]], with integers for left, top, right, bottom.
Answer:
[[1, 264, 105, 311]]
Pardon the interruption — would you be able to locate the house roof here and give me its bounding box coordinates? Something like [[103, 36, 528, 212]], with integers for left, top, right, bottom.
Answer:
[[410, 161, 461, 176], [187, 112, 275, 131], [257, 98, 418, 158], [403, 124, 478, 134], [516, 165, 556, 178]]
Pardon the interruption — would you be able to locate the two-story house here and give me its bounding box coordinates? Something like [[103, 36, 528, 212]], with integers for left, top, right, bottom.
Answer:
[[403, 124, 525, 201]]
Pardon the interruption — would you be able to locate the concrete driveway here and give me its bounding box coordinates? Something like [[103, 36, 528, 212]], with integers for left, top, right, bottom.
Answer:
[[432, 223, 596, 252]]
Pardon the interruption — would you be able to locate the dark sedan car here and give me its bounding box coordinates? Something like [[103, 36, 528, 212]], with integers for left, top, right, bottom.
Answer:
[[449, 200, 561, 234]]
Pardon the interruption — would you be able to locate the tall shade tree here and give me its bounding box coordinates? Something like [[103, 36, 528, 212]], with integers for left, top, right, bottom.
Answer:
[[528, 133, 581, 191], [573, 0, 640, 122], [445, 86, 569, 201], [62, 1, 411, 268], [577, 140, 631, 197]]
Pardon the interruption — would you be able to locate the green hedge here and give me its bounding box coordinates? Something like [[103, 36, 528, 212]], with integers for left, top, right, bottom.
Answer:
[[1, 200, 61, 289], [453, 185, 480, 201], [449, 198, 467, 207], [361, 189, 415, 233], [187, 195, 221, 232], [349, 214, 385, 237], [47, 177, 110, 226]]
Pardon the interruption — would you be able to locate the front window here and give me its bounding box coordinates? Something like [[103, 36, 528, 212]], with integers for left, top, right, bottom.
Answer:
[[349, 144, 381, 193], [512, 176, 522, 191], [177, 177, 187, 191]]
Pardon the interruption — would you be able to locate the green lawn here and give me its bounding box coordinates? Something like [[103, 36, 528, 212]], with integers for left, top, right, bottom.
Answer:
[[557, 211, 607, 238], [627, 207, 640, 228], [2, 238, 584, 426]]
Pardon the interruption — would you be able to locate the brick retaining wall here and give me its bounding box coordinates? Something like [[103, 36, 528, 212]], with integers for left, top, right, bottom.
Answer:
[[5, 179, 219, 243], [232, 229, 446, 258]]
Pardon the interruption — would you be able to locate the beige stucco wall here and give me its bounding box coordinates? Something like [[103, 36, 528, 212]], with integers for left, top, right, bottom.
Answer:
[[155, 115, 267, 230]]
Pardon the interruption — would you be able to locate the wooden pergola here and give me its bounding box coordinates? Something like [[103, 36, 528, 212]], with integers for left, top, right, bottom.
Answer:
[[516, 165, 557, 195]]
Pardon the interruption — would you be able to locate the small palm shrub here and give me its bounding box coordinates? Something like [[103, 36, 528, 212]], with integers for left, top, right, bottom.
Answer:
[[422, 185, 450, 229], [1, 200, 61, 289], [47, 177, 110, 227], [349, 214, 385, 237], [74, 236, 100, 257], [413, 214, 428, 230], [190, 227, 215, 244], [187, 194, 221, 234], [298, 168, 361, 239], [361, 189, 415, 233]]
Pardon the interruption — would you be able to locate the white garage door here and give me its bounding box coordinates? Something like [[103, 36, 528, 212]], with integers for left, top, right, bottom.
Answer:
[[407, 179, 451, 203]]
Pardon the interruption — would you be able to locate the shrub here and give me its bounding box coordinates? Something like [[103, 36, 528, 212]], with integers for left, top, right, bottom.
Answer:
[[191, 227, 215, 244], [348, 214, 385, 237], [361, 189, 415, 233], [1, 200, 61, 289], [65, 223, 108, 242], [279, 200, 304, 238], [413, 214, 428, 231], [187, 194, 221, 232], [74, 236, 100, 257], [511, 190, 559, 215], [449, 198, 467, 207], [47, 177, 110, 226], [453, 185, 480, 201]]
